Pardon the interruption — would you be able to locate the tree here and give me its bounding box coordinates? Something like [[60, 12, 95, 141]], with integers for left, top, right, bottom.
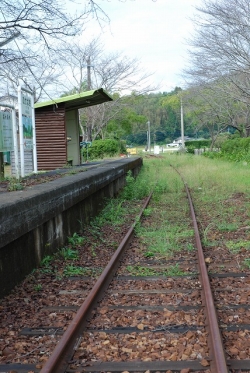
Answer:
[[0, 1, 111, 99], [56, 38, 102, 95], [184, 0, 250, 137], [0, 47, 64, 100], [104, 105, 147, 140], [184, 81, 250, 146], [160, 88, 189, 140], [186, 0, 250, 85], [0, 1, 109, 49], [56, 40, 155, 141]]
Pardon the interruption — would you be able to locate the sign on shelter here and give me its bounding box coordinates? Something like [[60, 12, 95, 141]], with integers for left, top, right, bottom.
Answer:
[[21, 92, 33, 150], [17, 81, 37, 177], [0, 111, 13, 152]]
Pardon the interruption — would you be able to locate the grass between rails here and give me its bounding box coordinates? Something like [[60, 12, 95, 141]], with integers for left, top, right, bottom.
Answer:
[[29, 169, 153, 284], [128, 154, 250, 274], [136, 157, 194, 257], [126, 263, 189, 276], [28, 153, 250, 285], [161, 154, 250, 269]]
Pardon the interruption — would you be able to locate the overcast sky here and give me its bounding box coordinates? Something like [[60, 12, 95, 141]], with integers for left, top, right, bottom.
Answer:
[[85, 0, 203, 93]]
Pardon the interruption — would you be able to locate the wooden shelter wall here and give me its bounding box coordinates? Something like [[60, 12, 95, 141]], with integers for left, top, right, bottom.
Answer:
[[35, 106, 67, 170]]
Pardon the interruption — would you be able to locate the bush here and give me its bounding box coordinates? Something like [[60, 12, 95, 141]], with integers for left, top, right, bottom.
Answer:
[[82, 139, 126, 160], [220, 138, 250, 162], [185, 140, 211, 154], [214, 133, 231, 148], [203, 151, 222, 159], [121, 170, 151, 200], [203, 137, 250, 162]]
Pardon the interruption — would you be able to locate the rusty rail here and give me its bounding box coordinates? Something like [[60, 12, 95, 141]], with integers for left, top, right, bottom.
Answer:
[[186, 185, 228, 372], [182, 177, 229, 372], [40, 168, 229, 373], [40, 193, 152, 373]]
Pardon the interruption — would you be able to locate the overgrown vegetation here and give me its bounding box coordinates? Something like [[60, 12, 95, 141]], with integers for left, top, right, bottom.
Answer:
[[6, 177, 24, 191], [59, 247, 79, 260], [67, 233, 84, 247], [204, 137, 250, 163], [63, 265, 102, 277], [27, 153, 250, 286], [121, 170, 151, 200], [82, 139, 126, 161], [226, 240, 250, 254], [33, 167, 153, 280], [185, 140, 211, 154]]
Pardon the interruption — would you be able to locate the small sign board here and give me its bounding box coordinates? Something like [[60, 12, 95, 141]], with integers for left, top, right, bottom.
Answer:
[[17, 82, 37, 177], [154, 145, 160, 155], [22, 93, 32, 117], [127, 147, 137, 155], [0, 111, 13, 152], [21, 92, 33, 150]]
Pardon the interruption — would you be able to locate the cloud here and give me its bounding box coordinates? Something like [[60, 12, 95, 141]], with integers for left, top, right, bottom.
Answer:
[[83, 0, 203, 92]]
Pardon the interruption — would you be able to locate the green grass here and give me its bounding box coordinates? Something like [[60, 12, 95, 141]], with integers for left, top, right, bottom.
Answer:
[[129, 154, 250, 266], [58, 247, 79, 260], [165, 263, 189, 276], [137, 223, 194, 258], [34, 284, 43, 291], [126, 263, 188, 276], [143, 207, 153, 217], [121, 169, 151, 200], [86, 167, 154, 231], [33, 154, 250, 285], [93, 199, 127, 227], [217, 222, 239, 232], [243, 258, 250, 269], [40, 255, 53, 267], [174, 155, 250, 197], [226, 240, 250, 254], [186, 243, 195, 251], [63, 265, 102, 277], [126, 265, 160, 276], [68, 233, 84, 247]]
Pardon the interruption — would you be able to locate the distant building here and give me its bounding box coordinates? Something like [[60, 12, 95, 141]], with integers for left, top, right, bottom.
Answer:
[[173, 136, 191, 144]]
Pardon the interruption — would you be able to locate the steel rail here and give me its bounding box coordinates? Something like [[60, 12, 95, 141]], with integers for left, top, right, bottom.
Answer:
[[40, 192, 152, 373], [183, 180, 229, 372]]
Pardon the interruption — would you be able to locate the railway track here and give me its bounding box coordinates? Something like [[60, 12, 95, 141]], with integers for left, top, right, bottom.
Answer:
[[1, 166, 250, 373]]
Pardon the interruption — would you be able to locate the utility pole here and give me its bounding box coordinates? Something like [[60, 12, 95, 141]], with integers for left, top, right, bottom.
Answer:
[[87, 56, 91, 90], [147, 121, 151, 153], [86, 56, 92, 141], [0, 153, 3, 181], [180, 96, 185, 149]]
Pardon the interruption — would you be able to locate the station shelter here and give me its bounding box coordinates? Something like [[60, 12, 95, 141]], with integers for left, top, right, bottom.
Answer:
[[34, 89, 112, 171]]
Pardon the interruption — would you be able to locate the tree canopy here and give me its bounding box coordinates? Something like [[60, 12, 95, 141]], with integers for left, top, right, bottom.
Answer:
[[184, 0, 250, 138]]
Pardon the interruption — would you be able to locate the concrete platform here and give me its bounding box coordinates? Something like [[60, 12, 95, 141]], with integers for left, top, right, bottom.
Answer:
[[0, 157, 142, 298]]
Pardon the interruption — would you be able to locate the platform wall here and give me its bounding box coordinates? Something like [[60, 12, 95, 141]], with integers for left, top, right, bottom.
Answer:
[[0, 158, 142, 298]]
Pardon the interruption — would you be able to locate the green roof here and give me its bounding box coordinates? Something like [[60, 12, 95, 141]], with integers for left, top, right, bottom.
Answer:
[[34, 88, 113, 110]]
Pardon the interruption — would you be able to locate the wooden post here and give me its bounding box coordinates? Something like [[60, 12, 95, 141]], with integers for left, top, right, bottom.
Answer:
[[0, 153, 4, 180]]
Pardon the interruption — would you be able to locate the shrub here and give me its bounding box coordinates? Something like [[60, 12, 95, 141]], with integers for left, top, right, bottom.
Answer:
[[220, 138, 250, 162], [82, 139, 126, 160], [203, 137, 250, 162], [185, 140, 211, 154], [121, 170, 151, 200], [214, 133, 231, 148]]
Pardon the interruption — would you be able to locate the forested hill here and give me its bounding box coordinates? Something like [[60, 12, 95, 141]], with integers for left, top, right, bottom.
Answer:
[[104, 88, 208, 146]]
